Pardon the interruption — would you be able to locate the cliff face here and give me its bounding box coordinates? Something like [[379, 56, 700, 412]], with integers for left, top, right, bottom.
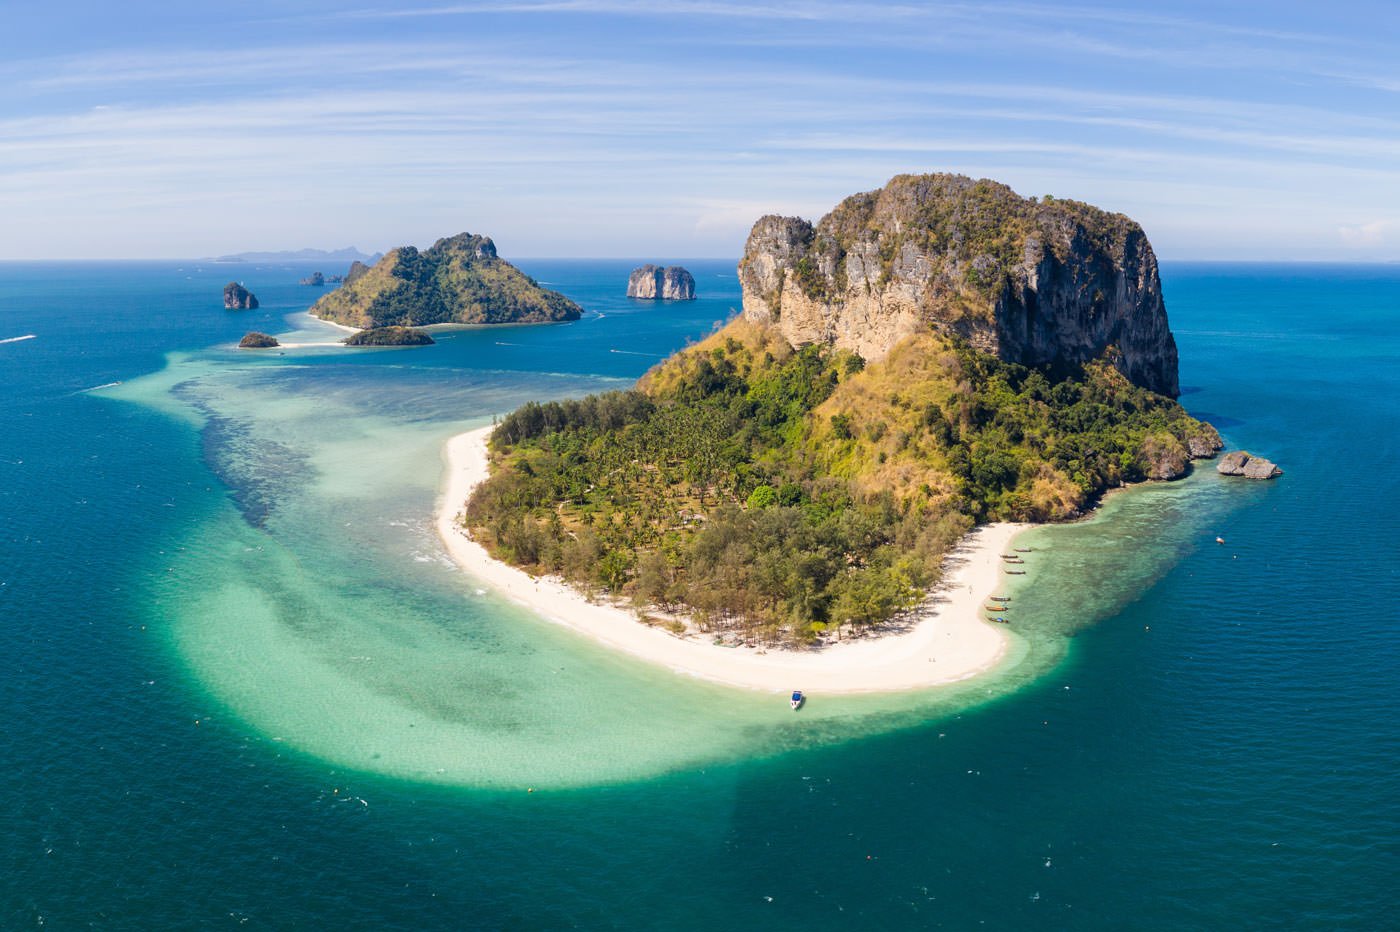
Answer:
[[739, 174, 1181, 396], [223, 282, 258, 309], [627, 265, 696, 300], [310, 233, 582, 328]]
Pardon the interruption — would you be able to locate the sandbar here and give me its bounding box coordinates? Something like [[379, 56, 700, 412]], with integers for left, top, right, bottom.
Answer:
[[437, 426, 1026, 694]]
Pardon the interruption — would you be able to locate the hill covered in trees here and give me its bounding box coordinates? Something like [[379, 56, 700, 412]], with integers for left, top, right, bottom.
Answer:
[[310, 233, 581, 329], [463, 176, 1219, 646], [465, 317, 1218, 645]]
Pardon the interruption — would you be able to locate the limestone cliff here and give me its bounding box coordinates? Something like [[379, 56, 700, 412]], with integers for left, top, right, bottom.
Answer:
[[739, 173, 1181, 396], [627, 265, 696, 300], [223, 282, 258, 310], [310, 233, 581, 328]]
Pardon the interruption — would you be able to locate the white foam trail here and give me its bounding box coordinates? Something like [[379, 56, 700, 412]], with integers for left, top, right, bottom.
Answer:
[[0, 334, 36, 345], [609, 348, 665, 358]]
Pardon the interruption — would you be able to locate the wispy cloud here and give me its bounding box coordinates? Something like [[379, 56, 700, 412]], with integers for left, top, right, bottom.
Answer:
[[2, 2, 1399, 259], [342, 0, 930, 22]]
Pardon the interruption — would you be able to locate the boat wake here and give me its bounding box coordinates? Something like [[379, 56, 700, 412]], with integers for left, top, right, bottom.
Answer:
[[76, 381, 124, 394], [609, 348, 665, 358], [0, 334, 36, 345]]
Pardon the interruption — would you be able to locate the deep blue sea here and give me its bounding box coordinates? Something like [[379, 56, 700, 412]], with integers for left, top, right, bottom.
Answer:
[[1, 259, 1396, 929]]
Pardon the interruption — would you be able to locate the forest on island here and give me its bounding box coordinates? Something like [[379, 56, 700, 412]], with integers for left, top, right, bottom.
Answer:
[[465, 319, 1218, 644]]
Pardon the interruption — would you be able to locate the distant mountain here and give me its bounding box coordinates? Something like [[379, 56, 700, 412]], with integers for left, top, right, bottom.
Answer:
[[212, 247, 383, 264]]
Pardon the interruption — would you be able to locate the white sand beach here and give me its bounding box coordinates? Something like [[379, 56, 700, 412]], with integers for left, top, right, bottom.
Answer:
[[437, 426, 1026, 694], [306, 312, 361, 334]]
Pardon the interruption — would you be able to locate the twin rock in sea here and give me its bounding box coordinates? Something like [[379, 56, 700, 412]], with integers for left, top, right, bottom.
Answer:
[[626, 265, 695, 300]]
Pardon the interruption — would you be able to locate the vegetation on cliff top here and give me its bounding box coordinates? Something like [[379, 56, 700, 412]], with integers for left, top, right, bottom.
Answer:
[[465, 318, 1218, 645], [310, 233, 581, 329], [759, 174, 1142, 308]]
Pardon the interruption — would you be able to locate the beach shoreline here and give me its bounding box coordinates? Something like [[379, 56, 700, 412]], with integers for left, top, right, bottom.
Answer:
[[306, 311, 361, 334], [436, 426, 1027, 694]]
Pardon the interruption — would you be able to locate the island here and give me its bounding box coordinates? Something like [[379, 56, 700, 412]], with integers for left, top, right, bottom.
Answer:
[[299, 272, 326, 286], [451, 173, 1222, 681], [627, 265, 696, 300], [238, 331, 280, 348], [223, 282, 258, 309], [308, 233, 582, 328], [343, 326, 435, 346]]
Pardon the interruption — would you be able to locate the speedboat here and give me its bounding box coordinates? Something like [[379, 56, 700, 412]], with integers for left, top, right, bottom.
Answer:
[[790, 690, 805, 710]]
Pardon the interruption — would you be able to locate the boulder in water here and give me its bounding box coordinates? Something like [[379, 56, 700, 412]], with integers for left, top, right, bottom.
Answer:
[[1217, 450, 1282, 479]]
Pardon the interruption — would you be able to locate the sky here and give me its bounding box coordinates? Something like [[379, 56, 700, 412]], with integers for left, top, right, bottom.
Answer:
[[2, 0, 1399, 260]]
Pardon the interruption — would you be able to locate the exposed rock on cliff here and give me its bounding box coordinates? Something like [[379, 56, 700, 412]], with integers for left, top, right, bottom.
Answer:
[[299, 272, 325, 286], [343, 326, 435, 346], [309, 233, 581, 329], [627, 265, 696, 300], [223, 282, 258, 310], [1141, 425, 1223, 479], [342, 261, 370, 287], [238, 331, 279, 348], [739, 173, 1181, 396], [1217, 450, 1282, 479]]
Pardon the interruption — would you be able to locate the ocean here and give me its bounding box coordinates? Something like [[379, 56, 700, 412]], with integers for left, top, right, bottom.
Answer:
[[1, 258, 1395, 928]]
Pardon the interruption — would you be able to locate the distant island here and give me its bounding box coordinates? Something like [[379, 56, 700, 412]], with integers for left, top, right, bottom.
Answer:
[[343, 326, 435, 346], [299, 272, 325, 286], [627, 265, 695, 300], [309, 233, 582, 329], [462, 173, 1222, 648], [223, 282, 258, 309], [238, 331, 280, 348], [214, 247, 382, 264]]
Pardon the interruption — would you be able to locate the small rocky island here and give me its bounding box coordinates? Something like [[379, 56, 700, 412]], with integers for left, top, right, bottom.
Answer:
[[223, 282, 258, 309], [343, 326, 435, 346], [627, 265, 695, 300], [238, 331, 280, 348], [299, 272, 326, 286], [310, 234, 581, 329], [1217, 450, 1282, 479]]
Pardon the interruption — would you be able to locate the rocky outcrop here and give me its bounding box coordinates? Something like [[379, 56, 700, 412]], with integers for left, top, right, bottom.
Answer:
[[1141, 425, 1224, 479], [223, 282, 258, 309], [342, 325, 435, 346], [739, 173, 1181, 396], [1188, 434, 1223, 459], [299, 272, 325, 286], [238, 331, 279, 348], [310, 233, 582, 329], [1217, 450, 1282, 479], [342, 261, 370, 287], [627, 265, 696, 300]]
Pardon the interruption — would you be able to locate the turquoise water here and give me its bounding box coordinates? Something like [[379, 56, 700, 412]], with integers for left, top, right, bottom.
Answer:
[[2, 259, 1395, 927]]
